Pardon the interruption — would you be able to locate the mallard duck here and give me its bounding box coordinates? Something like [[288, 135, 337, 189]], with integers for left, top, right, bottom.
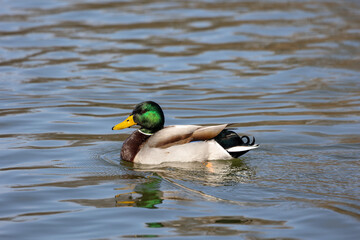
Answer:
[[112, 101, 258, 164]]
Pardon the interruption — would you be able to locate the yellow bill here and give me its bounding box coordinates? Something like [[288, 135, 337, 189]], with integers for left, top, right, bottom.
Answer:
[[112, 115, 136, 130]]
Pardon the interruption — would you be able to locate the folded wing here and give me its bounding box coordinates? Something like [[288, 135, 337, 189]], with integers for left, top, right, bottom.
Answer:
[[147, 124, 228, 149]]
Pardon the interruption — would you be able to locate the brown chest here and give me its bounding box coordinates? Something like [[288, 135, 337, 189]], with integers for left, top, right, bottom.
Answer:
[[121, 130, 151, 162]]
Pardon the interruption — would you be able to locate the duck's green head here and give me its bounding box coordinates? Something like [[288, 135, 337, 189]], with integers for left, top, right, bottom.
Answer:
[[112, 101, 165, 134]]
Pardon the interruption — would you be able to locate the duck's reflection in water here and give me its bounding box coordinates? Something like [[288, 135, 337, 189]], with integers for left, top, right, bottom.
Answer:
[[115, 161, 291, 238], [123, 215, 290, 238], [115, 174, 163, 209], [115, 159, 256, 208]]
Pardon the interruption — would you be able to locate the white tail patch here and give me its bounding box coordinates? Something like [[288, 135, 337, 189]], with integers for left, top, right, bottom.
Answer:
[[226, 144, 259, 152]]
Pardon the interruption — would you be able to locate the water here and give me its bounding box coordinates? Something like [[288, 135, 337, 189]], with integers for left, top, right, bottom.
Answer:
[[1, 0, 360, 239]]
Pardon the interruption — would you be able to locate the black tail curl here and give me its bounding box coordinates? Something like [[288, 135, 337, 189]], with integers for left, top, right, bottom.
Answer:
[[239, 135, 256, 146], [214, 130, 256, 158]]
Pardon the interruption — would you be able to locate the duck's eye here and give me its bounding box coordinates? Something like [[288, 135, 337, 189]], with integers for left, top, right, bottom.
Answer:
[[127, 119, 129, 122]]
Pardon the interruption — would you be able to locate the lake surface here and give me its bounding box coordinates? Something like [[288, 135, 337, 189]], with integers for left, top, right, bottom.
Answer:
[[0, 0, 359, 239]]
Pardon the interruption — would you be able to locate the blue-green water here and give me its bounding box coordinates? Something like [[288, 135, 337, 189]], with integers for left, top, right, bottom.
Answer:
[[0, 0, 359, 239]]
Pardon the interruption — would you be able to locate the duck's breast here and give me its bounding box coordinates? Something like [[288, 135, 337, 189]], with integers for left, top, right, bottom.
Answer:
[[121, 130, 151, 162]]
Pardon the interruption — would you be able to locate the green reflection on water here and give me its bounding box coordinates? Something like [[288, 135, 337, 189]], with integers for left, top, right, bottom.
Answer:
[[115, 174, 163, 209], [146, 222, 164, 228]]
